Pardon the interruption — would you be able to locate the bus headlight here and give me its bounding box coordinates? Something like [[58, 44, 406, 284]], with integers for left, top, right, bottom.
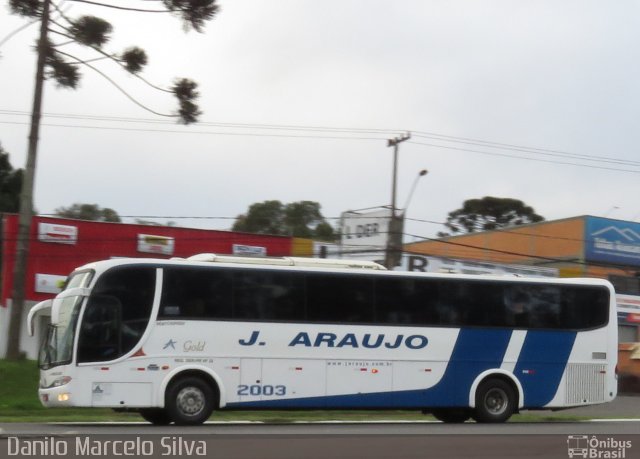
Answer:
[[57, 393, 70, 402], [42, 376, 72, 388]]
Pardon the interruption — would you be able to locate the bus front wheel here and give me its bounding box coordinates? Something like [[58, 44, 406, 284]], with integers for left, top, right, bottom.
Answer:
[[166, 376, 215, 425], [473, 378, 515, 423]]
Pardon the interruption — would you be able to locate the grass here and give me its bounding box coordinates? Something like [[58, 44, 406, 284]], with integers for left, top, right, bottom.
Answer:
[[0, 360, 593, 423], [0, 359, 140, 422]]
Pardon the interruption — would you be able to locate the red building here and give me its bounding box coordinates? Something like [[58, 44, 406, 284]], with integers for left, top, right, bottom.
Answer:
[[0, 214, 293, 357]]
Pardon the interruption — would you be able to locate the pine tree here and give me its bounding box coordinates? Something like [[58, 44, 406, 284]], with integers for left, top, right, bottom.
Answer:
[[5, 0, 220, 360]]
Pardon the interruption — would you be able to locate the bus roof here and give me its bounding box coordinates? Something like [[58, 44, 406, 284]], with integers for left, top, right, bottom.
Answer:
[[74, 254, 387, 274], [183, 253, 387, 270], [71, 255, 614, 292]]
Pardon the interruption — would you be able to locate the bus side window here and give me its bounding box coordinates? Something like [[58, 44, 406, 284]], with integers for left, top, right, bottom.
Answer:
[[375, 278, 440, 326], [232, 270, 302, 321], [560, 287, 609, 330], [504, 288, 531, 328], [530, 287, 561, 329], [306, 273, 374, 323], [159, 268, 233, 320], [461, 282, 504, 327], [436, 281, 463, 326], [503, 285, 565, 329]]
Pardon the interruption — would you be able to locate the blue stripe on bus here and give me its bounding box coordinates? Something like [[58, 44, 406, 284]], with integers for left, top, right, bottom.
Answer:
[[426, 328, 513, 407], [226, 328, 513, 409], [513, 330, 577, 408]]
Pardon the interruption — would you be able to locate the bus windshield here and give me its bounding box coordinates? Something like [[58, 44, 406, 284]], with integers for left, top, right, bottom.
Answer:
[[76, 266, 156, 363], [39, 295, 83, 370], [38, 270, 93, 369], [64, 270, 94, 291]]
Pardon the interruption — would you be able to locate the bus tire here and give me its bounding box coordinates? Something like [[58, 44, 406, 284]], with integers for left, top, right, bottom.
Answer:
[[166, 376, 215, 425], [139, 408, 172, 425], [431, 408, 472, 423], [473, 378, 515, 423]]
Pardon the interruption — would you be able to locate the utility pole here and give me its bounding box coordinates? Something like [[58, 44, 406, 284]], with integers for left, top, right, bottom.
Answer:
[[384, 132, 411, 269], [6, 0, 51, 360]]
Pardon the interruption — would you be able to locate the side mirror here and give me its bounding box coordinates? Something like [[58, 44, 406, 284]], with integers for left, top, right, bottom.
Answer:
[[27, 299, 52, 336]]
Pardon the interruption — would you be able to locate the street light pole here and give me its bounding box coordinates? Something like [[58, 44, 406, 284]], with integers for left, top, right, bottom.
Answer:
[[403, 169, 428, 211], [385, 132, 411, 269]]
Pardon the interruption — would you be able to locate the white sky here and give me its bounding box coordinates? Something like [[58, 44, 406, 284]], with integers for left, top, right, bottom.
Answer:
[[1, 0, 639, 241]]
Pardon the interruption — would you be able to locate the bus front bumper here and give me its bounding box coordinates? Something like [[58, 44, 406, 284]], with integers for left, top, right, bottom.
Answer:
[[38, 386, 75, 407]]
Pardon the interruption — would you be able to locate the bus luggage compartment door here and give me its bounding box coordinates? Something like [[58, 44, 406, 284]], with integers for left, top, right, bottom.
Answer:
[[91, 382, 153, 407]]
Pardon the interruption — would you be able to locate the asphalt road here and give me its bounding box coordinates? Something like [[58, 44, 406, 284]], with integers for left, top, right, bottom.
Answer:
[[1, 396, 639, 459], [525, 394, 640, 419], [1, 419, 640, 434], [1, 423, 639, 459]]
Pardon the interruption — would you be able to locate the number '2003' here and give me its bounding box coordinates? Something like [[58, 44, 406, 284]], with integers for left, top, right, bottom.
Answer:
[[237, 384, 287, 396]]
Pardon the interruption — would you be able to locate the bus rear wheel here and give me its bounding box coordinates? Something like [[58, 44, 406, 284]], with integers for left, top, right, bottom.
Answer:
[[431, 408, 472, 423], [473, 378, 515, 423], [166, 376, 215, 425], [139, 408, 172, 425]]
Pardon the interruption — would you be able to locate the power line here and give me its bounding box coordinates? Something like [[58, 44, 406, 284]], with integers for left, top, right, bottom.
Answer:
[[0, 120, 388, 142], [2, 109, 638, 173], [408, 140, 640, 174], [0, 109, 404, 136], [412, 131, 640, 167], [66, 0, 170, 13]]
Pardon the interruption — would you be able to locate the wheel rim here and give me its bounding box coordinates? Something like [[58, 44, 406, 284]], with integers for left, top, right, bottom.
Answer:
[[176, 386, 206, 417], [483, 387, 508, 415]]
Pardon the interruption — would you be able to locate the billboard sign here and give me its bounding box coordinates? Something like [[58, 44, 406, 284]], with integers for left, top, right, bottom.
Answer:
[[38, 222, 78, 245], [137, 234, 175, 256], [617, 294, 640, 325], [399, 254, 558, 277], [340, 208, 391, 253], [35, 273, 67, 294], [585, 217, 640, 267], [233, 244, 267, 257]]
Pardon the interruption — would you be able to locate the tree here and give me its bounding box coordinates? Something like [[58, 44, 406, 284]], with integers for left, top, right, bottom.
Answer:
[[233, 200, 287, 236], [5, 0, 220, 360], [439, 196, 544, 237], [314, 221, 336, 242], [283, 201, 326, 239], [54, 203, 121, 222], [8, 0, 217, 122], [0, 144, 23, 213], [233, 200, 337, 241]]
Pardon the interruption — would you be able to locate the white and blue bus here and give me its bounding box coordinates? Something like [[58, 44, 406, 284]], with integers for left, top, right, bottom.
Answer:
[[28, 254, 617, 425]]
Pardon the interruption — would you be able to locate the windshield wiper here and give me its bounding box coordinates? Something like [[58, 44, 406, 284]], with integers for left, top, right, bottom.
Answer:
[[40, 325, 58, 369]]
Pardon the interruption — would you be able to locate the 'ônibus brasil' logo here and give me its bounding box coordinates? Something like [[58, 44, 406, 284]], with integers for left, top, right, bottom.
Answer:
[[239, 330, 429, 350], [567, 435, 632, 458]]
